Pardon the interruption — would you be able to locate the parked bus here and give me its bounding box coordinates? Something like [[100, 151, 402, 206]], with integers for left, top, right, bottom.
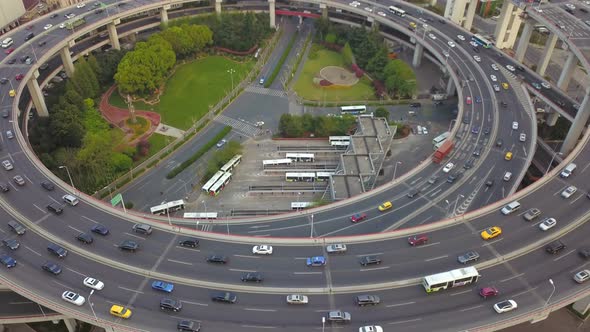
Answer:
[[285, 172, 316, 182], [471, 34, 493, 48], [340, 105, 367, 115], [388, 5, 406, 17], [202, 171, 225, 193], [432, 132, 450, 146], [150, 200, 186, 215], [262, 159, 293, 167], [209, 172, 232, 196], [285, 153, 315, 162], [422, 267, 480, 293], [329, 136, 351, 147], [316, 172, 333, 182], [183, 212, 218, 219], [434, 140, 445, 151], [291, 202, 314, 210], [220, 154, 242, 173]]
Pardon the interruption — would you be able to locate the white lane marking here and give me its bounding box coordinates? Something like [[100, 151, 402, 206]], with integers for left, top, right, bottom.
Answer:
[[33, 204, 45, 213], [355, 252, 383, 257], [500, 273, 524, 283], [67, 225, 83, 233], [293, 271, 322, 275], [167, 259, 192, 266], [117, 286, 144, 294], [234, 254, 260, 259], [553, 249, 576, 261], [418, 215, 433, 225], [512, 286, 538, 299], [460, 304, 484, 312], [241, 325, 276, 329], [482, 238, 504, 246], [314, 309, 332, 313], [181, 300, 208, 306], [9, 301, 34, 305], [25, 246, 42, 256], [123, 232, 146, 240], [66, 267, 86, 277], [244, 308, 277, 312], [450, 289, 473, 296], [175, 246, 200, 252], [294, 257, 307, 260], [386, 301, 415, 307], [360, 266, 390, 272], [52, 280, 70, 289], [416, 242, 441, 248], [387, 318, 422, 325], [228, 268, 257, 273], [425, 255, 448, 262], [249, 225, 270, 229], [81, 216, 100, 224], [570, 194, 583, 205]]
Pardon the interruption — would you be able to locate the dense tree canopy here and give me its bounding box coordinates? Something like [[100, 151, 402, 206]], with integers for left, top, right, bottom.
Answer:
[[278, 114, 357, 138]]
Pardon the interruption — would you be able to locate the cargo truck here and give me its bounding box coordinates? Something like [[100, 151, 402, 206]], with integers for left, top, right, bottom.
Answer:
[[433, 140, 453, 163]]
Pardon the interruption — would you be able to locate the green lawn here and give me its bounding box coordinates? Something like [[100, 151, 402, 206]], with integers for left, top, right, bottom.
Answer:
[[110, 56, 254, 130], [294, 46, 375, 102]]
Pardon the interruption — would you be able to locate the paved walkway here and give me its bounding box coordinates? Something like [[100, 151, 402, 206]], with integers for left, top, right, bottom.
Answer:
[[154, 123, 184, 138]]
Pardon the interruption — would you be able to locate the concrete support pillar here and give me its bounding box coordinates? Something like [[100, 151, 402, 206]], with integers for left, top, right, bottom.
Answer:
[[26, 71, 48, 117], [545, 110, 559, 126], [557, 52, 577, 91], [160, 6, 169, 24], [494, 3, 522, 49], [63, 318, 77, 332], [0, 323, 4, 332], [430, 0, 437, 6], [515, 21, 534, 62], [215, 0, 221, 14], [320, 3, 328, 19], [369, 17, 378, 29], [59, 47, 75, 77], [573, 294, 590, 316], [446, 79, 456, 96], [269, 0, 276, 28], [537, 33, 558, 77], [107, 21, 120, 50], [561, 92, 590, 154], [463, 0, 478, 30], [412, 43, 423, 68]]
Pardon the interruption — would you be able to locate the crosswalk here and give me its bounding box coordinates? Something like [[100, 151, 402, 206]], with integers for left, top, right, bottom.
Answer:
[[245, 85, 287, 98], [214, 114, 263, 138]]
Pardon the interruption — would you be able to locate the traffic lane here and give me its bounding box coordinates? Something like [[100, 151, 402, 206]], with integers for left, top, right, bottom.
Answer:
[[258, 17, 298, 81], [0, 291, 55, 316]]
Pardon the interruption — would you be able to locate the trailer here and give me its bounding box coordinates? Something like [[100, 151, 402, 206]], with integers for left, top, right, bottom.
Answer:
[[432, 140, 453, 163]]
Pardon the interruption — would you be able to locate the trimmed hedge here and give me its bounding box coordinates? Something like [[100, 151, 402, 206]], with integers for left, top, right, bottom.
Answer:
[[166, 126, 232, 179], [264, 31, 298, 88]]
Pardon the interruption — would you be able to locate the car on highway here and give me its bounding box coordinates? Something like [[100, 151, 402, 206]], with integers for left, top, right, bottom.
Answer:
[[447, 41, 456, 48], [480, 226, 502, 240], [457, 34, 465, 41], [348, 1, 360, 7], [579, 249, 590, 259], [408, 234, 428, 246], [359, 326, 383, 332], [428, 176, 438, 184], [470, 41, 478, 47], [211, 292, 237, 303], [493, 84, 500, 92], [406, 188, 419, 198], [326, 243, 347, 254], [428, 33, 436, 40], [160, 298, 182, 312], [306, 256, 326, 267], [0, 254, 16, 268], [327, 310, 351, 323], [179, 238, 199, 248], [350, 213, 367, 222], [473, 55, 481, 62], [466, 96, 472, 105], [4, 48, 15, 55], [50, 13, 58, 18], [241, 272, 263, 282], [506, 65, 515, 72], [110, 305, 132, 319], [206, 254, 228, 264], [545, 240, 566, 254], [485, 179, 494, 187], [447, 171, 462, 183], [2, 239, 19, 250], [259, 77, 265, 85], [565, 3, 576, 10], [12, 175, 24, 187], [493, 300, 517, 313], [6, 130, 14, 139], [355, 294, 380, 306], [523, 208, 541, 221], [502, 82, 509, 90], [286, 294, 308, 304], [490, 75, 497, 82], [532, 82, 542, 90], [479, 287, 499, 298], [409, 102, 421, 108], [519, 133, 526, 142], [91, 224, 109, 236], [377, 11, 386, 17], [541, 82, 551, 89], [475, 96, 482, 103], [504, 152, 513, 161], [471, 126, 479, 134], [152, 280, 174, 293], [76, 2, 86, 8], [40, 180, 55, 191], [539, 218, 557, 231], [378, 201, 392, 211], [252, 245, 273, 255], [83, 277, 104, 290], [118, 240, 139, 252], [491, 63, 499, 71], [42, 261, 62, 275], [177, 320, 200, 332], [512, 121, 519, 130], [76, 232, 93, 244], [458, 251, 480, 264], [442, 162, 454, 173], [359, 255, 381, 266], [43, 24, 53, 30], [132, 223, 152, 235], [561, 186, 577, 198], [2, 160, 13, 170], [442, 50, 449, 57], [574, 270, 590, 283], [47, 243, 67, 258], [59, 23, 66, 29], [62, 291, 85, 306], [216, 139, 227, 148]]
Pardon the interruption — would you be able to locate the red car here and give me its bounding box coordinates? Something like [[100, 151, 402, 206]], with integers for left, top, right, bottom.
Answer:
[[4, 48, 15, 55], [408, 234, 429, 246], [350, 213, 368, 223], [26, 25, 34, 30], [466, 96, 472, 105], [15, 74, 24, 81], [479, 287, 499, 299]]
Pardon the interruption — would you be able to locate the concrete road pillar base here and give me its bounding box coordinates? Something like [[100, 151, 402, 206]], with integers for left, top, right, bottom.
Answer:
[[463, 0, 478, 30], [59, 47, 75, 77], [63, 318, 77, 332], [545, 111, 559, 126], [446, 79, 456, 96], [215, 0, 221, 14], [562, 92, 590, 154], [320, 3, 328, 19], [557, 52, 577, 91], [27, 72, 48, 117], [161, 7, 168, 24], [515, 21, 533, 62], [573, 295, 590, 315], [412, 44, 423, 68], [537, 33, 558, 77], [107, 22, 120, 51], [269, 0, 276, 28]]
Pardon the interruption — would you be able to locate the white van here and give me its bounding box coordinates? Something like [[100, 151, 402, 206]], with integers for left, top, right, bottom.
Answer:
[[62, 194, 79, 206], [501, 201, 521, 215], [1, 37, 13, 48], [503, 172, 512, 181], [560, 163, 577, 178]]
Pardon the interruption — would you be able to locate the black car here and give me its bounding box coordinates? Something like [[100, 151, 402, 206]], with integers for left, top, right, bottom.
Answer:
[[76, 232, 93, 244], [496, 139, 503, 147], [556, 100, 566, 107], [206, 255, 228, 264], [47, 243, 67, 258], [406, 188, 419, 198], [500, 101, 508, 108], [37, 40, 47, 47], [211, 292, 237, 303], [160, 298, 182, 312], [462, 117, 469, 124], [545, 240, 566, 254], [179, 238, 199, 248], [483, 127, 490, 135], [355, 295, 381, 306], [39, 63, 49, 70], [7, 59, 16, 65], [241, 272, 263, 283], [473, 46, 480, 53], [50, 13, 58, 18], [40, 181, 54, 191], [359, 255, 382, 266], [47, 202, 64, 215], [0, 78, 8, 85], [91, 224, 109, 236], [463, 159, 475, 170], [95, 9, 104, 14], [2, 238, 19, 250], [447, 172, 462, 183], [516, 65, 525, 72], [485, 179, 495, 187], [119, 240, 138, 252], [579, 248, 590, 259], [42, 261, 62, 275], [178, 320, 201, 332], [433, 100, 444, 106], [409, 102, 421, 108], [0, 254, 16, 268], [472, 146, 482, 157], [0, 183, 9, 192]]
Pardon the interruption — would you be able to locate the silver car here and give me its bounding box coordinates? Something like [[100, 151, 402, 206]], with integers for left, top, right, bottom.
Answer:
[[574, 270, 590, 283], [457, 251, 480, 264], [328, 310, 351, 322], [326, 244, 347, 254]]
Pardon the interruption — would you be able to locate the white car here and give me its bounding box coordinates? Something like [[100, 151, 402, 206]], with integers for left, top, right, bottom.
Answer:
[[506, 65, 515, 72], [519, 133, 526, 142], [442, 51, 449, 57], [349, 2, 360, 7], [473, 55, 481, 62], [470, 41, 478, 47], [512, 122, 519, 130], [83, 277, 104, 290], [364, 7, 373, 12], [2, 160, 13, 170], [286, 294, 309, 304], [541, 82, 551, 89], [457, 34, 465, 41], [326, 243, 347, 253], [76, 3, 86, 8], [574, 270, 590, 283], [539, 218, 557, 231], [59, 23, 66, 29], [377, 11, 386, 17], [534, 6, 543, 12], [494, 300, 517, 313], [447, 41, 456, 48], [65, 13, 76, 19], [491, 63, 499, 71], [252, 245, 273, 255], [62, 291, 85, 306], [561, 186, 577, 198], [43, 24, 53, 30], [428, 33, 436, 40], [442, 162, 454, 173], [565, 3, 576, 10], [490, 75, 497, 82], [422, 127, 428, 135], [493, 84, 500, 92], [359, 326, 384, 332]]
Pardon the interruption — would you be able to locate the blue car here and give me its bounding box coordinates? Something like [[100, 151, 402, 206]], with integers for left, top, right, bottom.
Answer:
[[475, 96, 482, 103], [306, 256, 326, 267], [0, 254, 16, 268], [151, 280, 174, 293], [471, 126, 479, 134]]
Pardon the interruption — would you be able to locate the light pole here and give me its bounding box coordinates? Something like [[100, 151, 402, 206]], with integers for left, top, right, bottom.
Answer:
[[310, 214, 314, 238], [321, 317, 325, 332], [88, 289, 98, 321], [545, 152, 563, 175], [58, 165, 76, 193], [103, 186, 112, 199], [545, 278, 556, 307], [393, 161, 402, 181], [227, 68, 236, 91], [453, 194, 464, 216], [202, 200, 207, 215]]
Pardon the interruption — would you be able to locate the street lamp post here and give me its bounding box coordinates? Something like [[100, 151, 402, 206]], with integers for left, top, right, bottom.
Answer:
[[545, 152, 563, 175], [103, 186, 113, 199], [545, 278, 556, 307], [88, 289, 98, 321], [310, 214, 314, 238], [58, 165, 76, 193], [321, 317, 325, 332], [227, 68, 236, 92], [453, 194, 464, 216], [393, 161, 402, 181]]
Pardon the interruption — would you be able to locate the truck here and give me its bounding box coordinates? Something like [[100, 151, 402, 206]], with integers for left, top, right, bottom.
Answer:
[[432, 140, 453, 163], [432, 93, 448, 101], [66, 18, 86, 30]]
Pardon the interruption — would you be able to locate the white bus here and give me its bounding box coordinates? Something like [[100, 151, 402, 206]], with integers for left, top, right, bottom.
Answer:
[[262, 159, 293, 167], [329, 136, 351, 147], [291, 202, 314, 210], [422, 267, 480, 293], [285, 153, 315, 162], [340, 105, 367, 115], [202, 171, 225, 193], [434, 141, 445, 151], [432, 132, 450, 146], [150, 200, 186, 215], [285, 172, 316, 182], [183, 212, 218, 219], [471, 34, 493, 48], [220, 154, 242, 173], [209, 172, 232, 196], [388, 5, 406, 17], [316, 172, 333, 182]]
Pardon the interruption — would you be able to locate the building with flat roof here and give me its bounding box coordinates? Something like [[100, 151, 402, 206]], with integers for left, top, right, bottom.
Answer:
[[0, 0, 26, 34]]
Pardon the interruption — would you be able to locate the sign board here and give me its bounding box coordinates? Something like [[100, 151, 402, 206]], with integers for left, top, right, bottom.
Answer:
[[111, 193, 123, 207]]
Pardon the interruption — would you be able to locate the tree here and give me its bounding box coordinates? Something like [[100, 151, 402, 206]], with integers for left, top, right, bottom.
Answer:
[[383, 59, 417, 98], [50, 104, 84, 148], [342, 42, 354, 67], [365, 47, 389, 81], [374, 107, 390, 120], [183, 24, 213, 51], [161, 26, 193, 57]]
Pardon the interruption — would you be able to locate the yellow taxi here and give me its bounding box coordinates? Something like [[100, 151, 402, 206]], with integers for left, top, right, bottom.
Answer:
[[9, 89, 16, 97], [502, 82, 509, 90], [480, 226, 502, 240], [504, 152, 513, 160], [378, 201, 392, 212], [409, 22, 417, 30], [110, 305, 132, 319]]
